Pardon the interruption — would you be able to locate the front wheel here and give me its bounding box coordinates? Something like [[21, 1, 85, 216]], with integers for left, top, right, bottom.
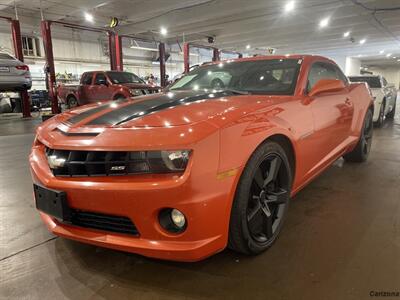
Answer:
[[228, 141, 292, 255], [344, 109, 373, 163]]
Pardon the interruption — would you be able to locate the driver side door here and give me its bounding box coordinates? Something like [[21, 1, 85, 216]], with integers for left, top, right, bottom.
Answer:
[[306, 62, 353, 168]]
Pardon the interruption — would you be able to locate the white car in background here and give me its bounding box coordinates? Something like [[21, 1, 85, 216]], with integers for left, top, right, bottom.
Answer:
[[348, 75, 397, 127], [0, 53, 32, 92]]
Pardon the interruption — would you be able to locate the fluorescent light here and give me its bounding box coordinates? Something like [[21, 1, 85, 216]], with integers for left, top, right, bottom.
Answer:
[[319, 17, 330, 28], [386, 53, 392, 57], [246, 44, 251, 49], [84, 12, 93, 22], [359, 39, 366, 44], [160, 27, 168, 36], [343, 31, 350, 37], [130, 46, 159, 52], [284, 1, 295, 12], [379, 50, 385, 54]]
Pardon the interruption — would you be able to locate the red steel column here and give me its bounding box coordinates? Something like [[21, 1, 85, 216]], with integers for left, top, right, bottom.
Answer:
[[212, 48, 220, 62], [108, 32, 117, 70], [159, 42, 166, 87], [11, 20, 31, 118], [183, 42, 189, 74], [40, 20, 59, 114], [114, 33, 123, 71]]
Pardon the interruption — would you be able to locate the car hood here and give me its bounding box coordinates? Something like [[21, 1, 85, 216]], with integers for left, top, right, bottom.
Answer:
[[36, 90, 291, 150], [120, 82, 159, 90], [58, 90, 276, 129]]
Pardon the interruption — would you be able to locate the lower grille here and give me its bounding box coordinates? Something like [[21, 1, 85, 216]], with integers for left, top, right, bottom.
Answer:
[[70, 210, 139, 236]]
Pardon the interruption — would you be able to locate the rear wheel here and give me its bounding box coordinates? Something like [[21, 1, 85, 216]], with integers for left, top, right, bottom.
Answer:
[[374, 101, 385, 127], [344, 109, 373, 163], [67, 95, 78, 108], [228, 141, 292, 255], [387, 98, 396, 119]]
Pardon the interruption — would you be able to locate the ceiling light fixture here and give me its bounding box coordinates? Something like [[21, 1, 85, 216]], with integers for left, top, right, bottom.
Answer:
[[84, 12, 94, 23], [160, 27, 168, 36], [284, 1, 295, 12], [319, 17, 330, 28], [379, 50, 385, 54], [359, 39, 366, 44], [343, 31, 350, 37], [246, 44, 251, 50], [386, 53, 392, 57]]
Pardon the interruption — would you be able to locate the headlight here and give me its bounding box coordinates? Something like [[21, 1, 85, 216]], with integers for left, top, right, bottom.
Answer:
[[129, 89, 143, 96], [161, 150, 191, 171]]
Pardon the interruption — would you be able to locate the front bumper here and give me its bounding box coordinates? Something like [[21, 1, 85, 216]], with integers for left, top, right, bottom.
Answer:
[[30, 132, 240, 262]]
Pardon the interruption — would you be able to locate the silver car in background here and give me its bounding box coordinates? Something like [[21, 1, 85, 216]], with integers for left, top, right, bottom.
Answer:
[[0, 53, 32, 92]]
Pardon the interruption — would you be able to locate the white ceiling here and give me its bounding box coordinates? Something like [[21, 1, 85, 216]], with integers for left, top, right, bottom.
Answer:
[[0, 0, 399, 67]]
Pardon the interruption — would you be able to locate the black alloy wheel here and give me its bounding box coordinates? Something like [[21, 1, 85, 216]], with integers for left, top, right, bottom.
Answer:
[[361, 110, 373, 156], [228, 141, 292, 255], [344, 109, 373, 162], [247, 154, 290, 243], [375, 102, 385, 127]]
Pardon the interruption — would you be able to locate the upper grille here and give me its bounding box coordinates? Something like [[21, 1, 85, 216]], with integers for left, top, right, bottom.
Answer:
[[70, 209, 139, 236], [45, 147, 175, 177]]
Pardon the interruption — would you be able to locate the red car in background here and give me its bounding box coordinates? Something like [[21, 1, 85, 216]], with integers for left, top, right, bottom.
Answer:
[[57, 71, 159, 108], [31, 55, 373, 261]]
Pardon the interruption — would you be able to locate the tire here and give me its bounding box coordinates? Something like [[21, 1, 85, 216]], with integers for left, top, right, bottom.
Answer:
[[344, 109, 373, 163], [386, 98, 396, 119], [67, 95, 78, 108], [228, 140, 292, 255], [374, 100, 385, 127]]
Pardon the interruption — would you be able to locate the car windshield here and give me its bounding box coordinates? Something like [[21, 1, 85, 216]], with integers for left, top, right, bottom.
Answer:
[[169, 59, 302, 95], [106, 71, 145, 84], [348, 76, 381, 88], [0, 53, 14, 60]]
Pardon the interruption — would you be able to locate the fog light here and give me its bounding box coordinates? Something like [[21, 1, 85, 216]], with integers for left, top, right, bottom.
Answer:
[[171, 209, 186, 228], [159, 208, 187, 233]]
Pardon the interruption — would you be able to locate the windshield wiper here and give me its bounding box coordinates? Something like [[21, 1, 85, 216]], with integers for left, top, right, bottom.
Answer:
[[217, 89, 251, 95]]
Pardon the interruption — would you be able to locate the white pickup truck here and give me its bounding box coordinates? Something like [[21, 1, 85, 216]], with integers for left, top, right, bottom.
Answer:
[[348, 75, 397, 127]]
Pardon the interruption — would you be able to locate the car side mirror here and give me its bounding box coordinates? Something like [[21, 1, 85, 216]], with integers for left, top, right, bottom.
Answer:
[[309, 79, 345, 97]]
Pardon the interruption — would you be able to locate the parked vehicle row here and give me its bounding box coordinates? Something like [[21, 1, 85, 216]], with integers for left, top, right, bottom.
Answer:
[[348, 75, 397, 127], [31, 55, 375, 261]]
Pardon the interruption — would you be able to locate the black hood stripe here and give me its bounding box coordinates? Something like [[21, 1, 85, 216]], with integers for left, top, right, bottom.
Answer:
[[67, 99, 129, 124], [87, 91, 234, 126]]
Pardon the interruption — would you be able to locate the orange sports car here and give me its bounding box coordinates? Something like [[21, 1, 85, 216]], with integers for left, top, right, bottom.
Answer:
[[30, 55, 373, 262]]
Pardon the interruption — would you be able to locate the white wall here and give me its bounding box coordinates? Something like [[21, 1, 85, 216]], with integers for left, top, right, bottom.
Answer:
[[345, 57, 361, 76], [368, 67, 400, 89]]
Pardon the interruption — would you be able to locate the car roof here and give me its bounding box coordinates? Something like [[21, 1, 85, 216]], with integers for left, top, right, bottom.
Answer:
[[206, 54, 337, 66], [348, 75, 380, 78]]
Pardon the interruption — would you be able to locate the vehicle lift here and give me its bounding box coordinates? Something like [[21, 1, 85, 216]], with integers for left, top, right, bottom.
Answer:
[[0, 16, 31, 118], [183, 42, 242, 74]]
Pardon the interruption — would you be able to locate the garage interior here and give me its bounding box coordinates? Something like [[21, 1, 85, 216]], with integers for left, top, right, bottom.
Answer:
[[1, 0, 400, 299]]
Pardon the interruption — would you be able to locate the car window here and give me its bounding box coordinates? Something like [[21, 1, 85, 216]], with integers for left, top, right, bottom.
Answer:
[[0, 53, 14, 60], [106, 71, 144, 84], [81, 73, 93, 85], [169, 59, 302, 95], [307, 62, 339, 92], [333, 65, 348, 85], [94, 73, 107, 85], [348, 76, 381, 88]]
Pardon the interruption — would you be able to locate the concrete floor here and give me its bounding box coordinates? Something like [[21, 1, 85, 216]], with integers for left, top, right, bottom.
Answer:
[[1, 101, 399, 300]]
